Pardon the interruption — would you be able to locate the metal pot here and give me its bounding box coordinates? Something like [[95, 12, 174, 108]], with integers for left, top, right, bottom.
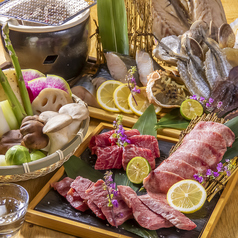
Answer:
[[0, 10, 90, 81]]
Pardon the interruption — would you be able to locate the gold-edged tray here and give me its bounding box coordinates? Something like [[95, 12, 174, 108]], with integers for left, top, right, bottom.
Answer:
[[26, 122, 238, 238]]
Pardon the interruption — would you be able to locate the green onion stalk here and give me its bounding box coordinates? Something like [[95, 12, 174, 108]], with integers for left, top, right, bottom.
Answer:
[[0, 68, 25, 127], [2, 23, 33, 116]]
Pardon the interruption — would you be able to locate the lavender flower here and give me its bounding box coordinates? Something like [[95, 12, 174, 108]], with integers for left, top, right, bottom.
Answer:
[[194, 159, 234, 184], [209, 98, 214, 104], [217, 101, 223, 109], [199, 97, 205, 102], [190, 95, 197, 100], [112, 115, 130, 147], [111, 199, 119, 208]]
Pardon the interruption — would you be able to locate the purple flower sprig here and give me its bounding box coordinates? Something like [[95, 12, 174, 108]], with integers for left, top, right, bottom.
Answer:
[[103, 171, 122, 227], [189, 95, 222, 111], [194, 159, 235, 184], [112, 115, 130, 147], [125, 66, 140, 105]]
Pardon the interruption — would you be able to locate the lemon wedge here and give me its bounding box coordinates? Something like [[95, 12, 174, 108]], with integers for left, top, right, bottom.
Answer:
[[113, 84, 133, 114], [126, 156, 151, 184], [96, 80, 122, 112], [128, 87, 161, 116], [167, 179, 207, 214]]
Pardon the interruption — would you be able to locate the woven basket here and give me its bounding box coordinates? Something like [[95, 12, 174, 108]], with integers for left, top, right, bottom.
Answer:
[[0, 95, 90, 183]]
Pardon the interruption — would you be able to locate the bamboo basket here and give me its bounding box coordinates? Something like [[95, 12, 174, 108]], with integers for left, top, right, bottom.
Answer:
[[0, 95, 90, 183], [170, 113, 238, 202]]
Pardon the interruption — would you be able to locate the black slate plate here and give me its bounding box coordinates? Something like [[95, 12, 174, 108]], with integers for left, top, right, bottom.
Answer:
[[33, 128, 221, 238]]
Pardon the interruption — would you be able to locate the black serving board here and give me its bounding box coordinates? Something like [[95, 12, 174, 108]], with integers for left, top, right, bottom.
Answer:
[[33, 128, 222, 238]]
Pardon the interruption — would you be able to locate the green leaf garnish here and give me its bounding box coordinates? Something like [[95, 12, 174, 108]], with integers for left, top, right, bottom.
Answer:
[[64, 155, 103, 181], [155, 108, 189, 130], [120, 221, 158, 238], [133, 104, 157, 137]]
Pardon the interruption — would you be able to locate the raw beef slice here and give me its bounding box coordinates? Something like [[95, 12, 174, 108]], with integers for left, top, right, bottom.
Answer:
[[51, 177, 74, 197], [95, 145, 123, 170], [129, 135, 160, 158], [122, 144, 155, 170], [118, 185, 173, 230]]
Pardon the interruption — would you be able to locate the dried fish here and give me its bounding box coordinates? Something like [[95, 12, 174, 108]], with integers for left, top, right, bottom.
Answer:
[[218, 23, 236, 49], [136, 50, 154, 86], [152, 0, 226, 40], [153, 35, 181, 65], [203, 37, 233, 80], [104, 52, 142, 86]]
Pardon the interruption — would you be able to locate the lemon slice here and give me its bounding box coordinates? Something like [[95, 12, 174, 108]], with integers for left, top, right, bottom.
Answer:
[[180, 99, 203, 120], [96, 80, 122, 112], [113, 84, 133, 114], [167, 179, 207, 214], [128, 87, 162, 116], [126, 156, 151, 184]]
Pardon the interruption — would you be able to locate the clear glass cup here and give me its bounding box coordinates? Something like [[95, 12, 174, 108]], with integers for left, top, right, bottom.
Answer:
[[0, 183, 29, 238]]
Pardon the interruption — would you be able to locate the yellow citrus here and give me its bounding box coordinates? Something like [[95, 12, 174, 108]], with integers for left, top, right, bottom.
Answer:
[[96, 80, 122, 112], [167, 179, 207, 214]]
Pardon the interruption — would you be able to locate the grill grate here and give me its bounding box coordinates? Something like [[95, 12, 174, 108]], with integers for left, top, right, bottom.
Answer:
[[0, 0, 96, 26]]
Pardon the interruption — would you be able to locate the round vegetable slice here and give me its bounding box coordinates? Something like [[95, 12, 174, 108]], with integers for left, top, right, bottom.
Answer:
[[126, 156, 151, 184]]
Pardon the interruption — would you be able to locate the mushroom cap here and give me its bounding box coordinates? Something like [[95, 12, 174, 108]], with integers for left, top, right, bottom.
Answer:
[[59, 102, 89, 121], [43, 114, 73, 134], [39, 111, 59, 123]]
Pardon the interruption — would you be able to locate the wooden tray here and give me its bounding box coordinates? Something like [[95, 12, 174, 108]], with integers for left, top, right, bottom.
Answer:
[[26, 123, 238, 238], [88, 106, 181, 139]]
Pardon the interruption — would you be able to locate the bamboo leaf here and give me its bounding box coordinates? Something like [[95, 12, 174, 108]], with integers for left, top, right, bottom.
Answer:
[[120, 222, 158, 238], [133, 104, 157, 137], [224, 116, 238, 138], [64, 155, 103, 181], [97, 0, 129, 55], [155, 108, 189, 130], [114, 170, 141, 192]]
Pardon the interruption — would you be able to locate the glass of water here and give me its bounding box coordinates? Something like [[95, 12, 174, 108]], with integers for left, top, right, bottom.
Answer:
[[0, 183, 29, 237]]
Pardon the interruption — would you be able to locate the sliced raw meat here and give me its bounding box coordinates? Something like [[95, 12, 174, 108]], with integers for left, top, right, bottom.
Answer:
[[193, 121, 235, 147], [183, 129, 227, 153], [87, 200, 106, 220], [51, 177, 74, 197], [177, 140, 223, 169], [169, 150, 209, 175], [157, 159, 198, 179], [85, 180, 133, 226], [89, 130, 115, 154], [118, 185, 173, 230], [143, 170, 184, 194], [122, 144, 155, 170], [109, 129, 140, 145], [70, 176, 93, 200], [66, 188, 89, 212], [95, 145, 123, 170], [129, 135, 160, 158], [139, 194, 197, 231]]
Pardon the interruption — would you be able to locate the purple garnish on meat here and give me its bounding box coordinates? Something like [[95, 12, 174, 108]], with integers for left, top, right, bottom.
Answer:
[[85, 180, 133, 227], [51, 177, 74, 197], [139, 194, 197, 231], [118, 185, 173, 230], [129, 135, 160, 158], [122, 144, 155, 170], [109, 129, 140, 145], [94, 145, 123, 170]]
